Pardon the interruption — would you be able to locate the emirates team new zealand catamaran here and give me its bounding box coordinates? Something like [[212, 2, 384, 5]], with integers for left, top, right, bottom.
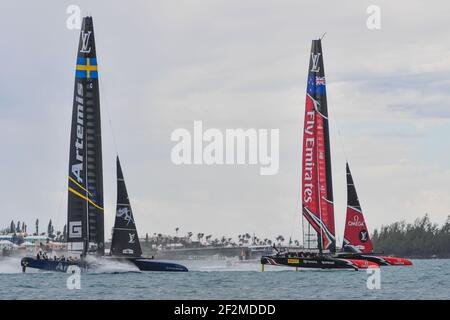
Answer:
[[260, 37, 413, 270], [261, 39, 378, 270], [261, 39, 412, 270], [21, 16, 187, 272]]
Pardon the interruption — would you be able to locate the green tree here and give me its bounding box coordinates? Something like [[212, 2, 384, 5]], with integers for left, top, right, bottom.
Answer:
[[372, 214, 450, 257], [47, 219, 54, 238], [62, 224, 67, 242]]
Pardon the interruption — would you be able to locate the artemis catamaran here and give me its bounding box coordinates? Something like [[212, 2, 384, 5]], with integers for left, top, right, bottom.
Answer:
[[21, 16, 187, 272]]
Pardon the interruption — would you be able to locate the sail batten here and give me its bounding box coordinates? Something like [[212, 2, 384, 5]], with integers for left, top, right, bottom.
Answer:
[[301, 39, 336, 253], [67, 16, 104, 255]]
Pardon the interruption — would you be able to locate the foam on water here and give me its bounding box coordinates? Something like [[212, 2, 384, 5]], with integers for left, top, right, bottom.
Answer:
[[0, 255, 140, 275], [86, 256, 140, 274], [0, 257, 26, 273]]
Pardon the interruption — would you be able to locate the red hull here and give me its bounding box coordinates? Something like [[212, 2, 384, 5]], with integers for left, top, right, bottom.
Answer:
[[378, 256, 413, 266], [347, 259, 379, 269], [337, 253, 413, 266]]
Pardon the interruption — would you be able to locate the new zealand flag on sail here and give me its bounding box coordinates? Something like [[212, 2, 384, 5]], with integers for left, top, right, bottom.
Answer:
[[307, 75, 326, 96]]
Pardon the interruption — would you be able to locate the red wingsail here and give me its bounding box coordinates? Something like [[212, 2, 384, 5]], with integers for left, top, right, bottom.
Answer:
[[302, 39, 336, 253], [342, 163, 373, 253]]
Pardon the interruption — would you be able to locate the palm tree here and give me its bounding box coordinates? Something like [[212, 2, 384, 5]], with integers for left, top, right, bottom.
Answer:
[[276, 235, 285, 245], [175, 227, 179, 235], [239, 233, 250, 245], [62, 225, 67, 242]]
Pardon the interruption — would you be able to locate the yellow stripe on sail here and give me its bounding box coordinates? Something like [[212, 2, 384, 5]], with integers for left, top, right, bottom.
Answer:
[[68, 176, 93, 197], [68, 187, 104, 211]]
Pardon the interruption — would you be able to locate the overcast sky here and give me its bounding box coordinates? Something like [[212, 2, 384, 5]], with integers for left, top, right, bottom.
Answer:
[[1, 1, 449, 243]]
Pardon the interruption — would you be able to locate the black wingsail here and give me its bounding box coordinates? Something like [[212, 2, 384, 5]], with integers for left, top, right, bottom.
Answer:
[[110, 157, 142, 257], [67, 16, 104, 256]]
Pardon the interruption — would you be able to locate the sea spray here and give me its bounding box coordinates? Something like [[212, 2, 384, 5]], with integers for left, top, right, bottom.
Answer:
[[0, 257, 38, 274], [84, 255, 140, 274]]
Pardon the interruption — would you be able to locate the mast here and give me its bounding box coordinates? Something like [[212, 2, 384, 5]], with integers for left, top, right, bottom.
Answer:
[[301, 39, 336, 254], [342, 163, 373, 253], [67, 16, 104, 256], [110, 157, 142, 257]]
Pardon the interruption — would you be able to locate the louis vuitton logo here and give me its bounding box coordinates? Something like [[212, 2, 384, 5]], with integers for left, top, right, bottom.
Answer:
[[80, 31, 92, 53], [310, 53, 321, 72]]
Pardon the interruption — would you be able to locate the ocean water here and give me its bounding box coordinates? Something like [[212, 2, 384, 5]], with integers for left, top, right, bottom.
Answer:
[[0, 257, 448, 299]]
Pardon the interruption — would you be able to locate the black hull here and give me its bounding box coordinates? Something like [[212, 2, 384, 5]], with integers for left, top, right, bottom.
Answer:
[[261, 255, 358, 270], [105, 256, 188, 272], [260, 254, 380, 270], [132, 258, 188, 272], [21, 256, 188, 273], [21, 257, 88, 273]]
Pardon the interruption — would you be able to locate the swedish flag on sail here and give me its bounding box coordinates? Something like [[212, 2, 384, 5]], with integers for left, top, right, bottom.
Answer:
[[76, 57, 98, 78]]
